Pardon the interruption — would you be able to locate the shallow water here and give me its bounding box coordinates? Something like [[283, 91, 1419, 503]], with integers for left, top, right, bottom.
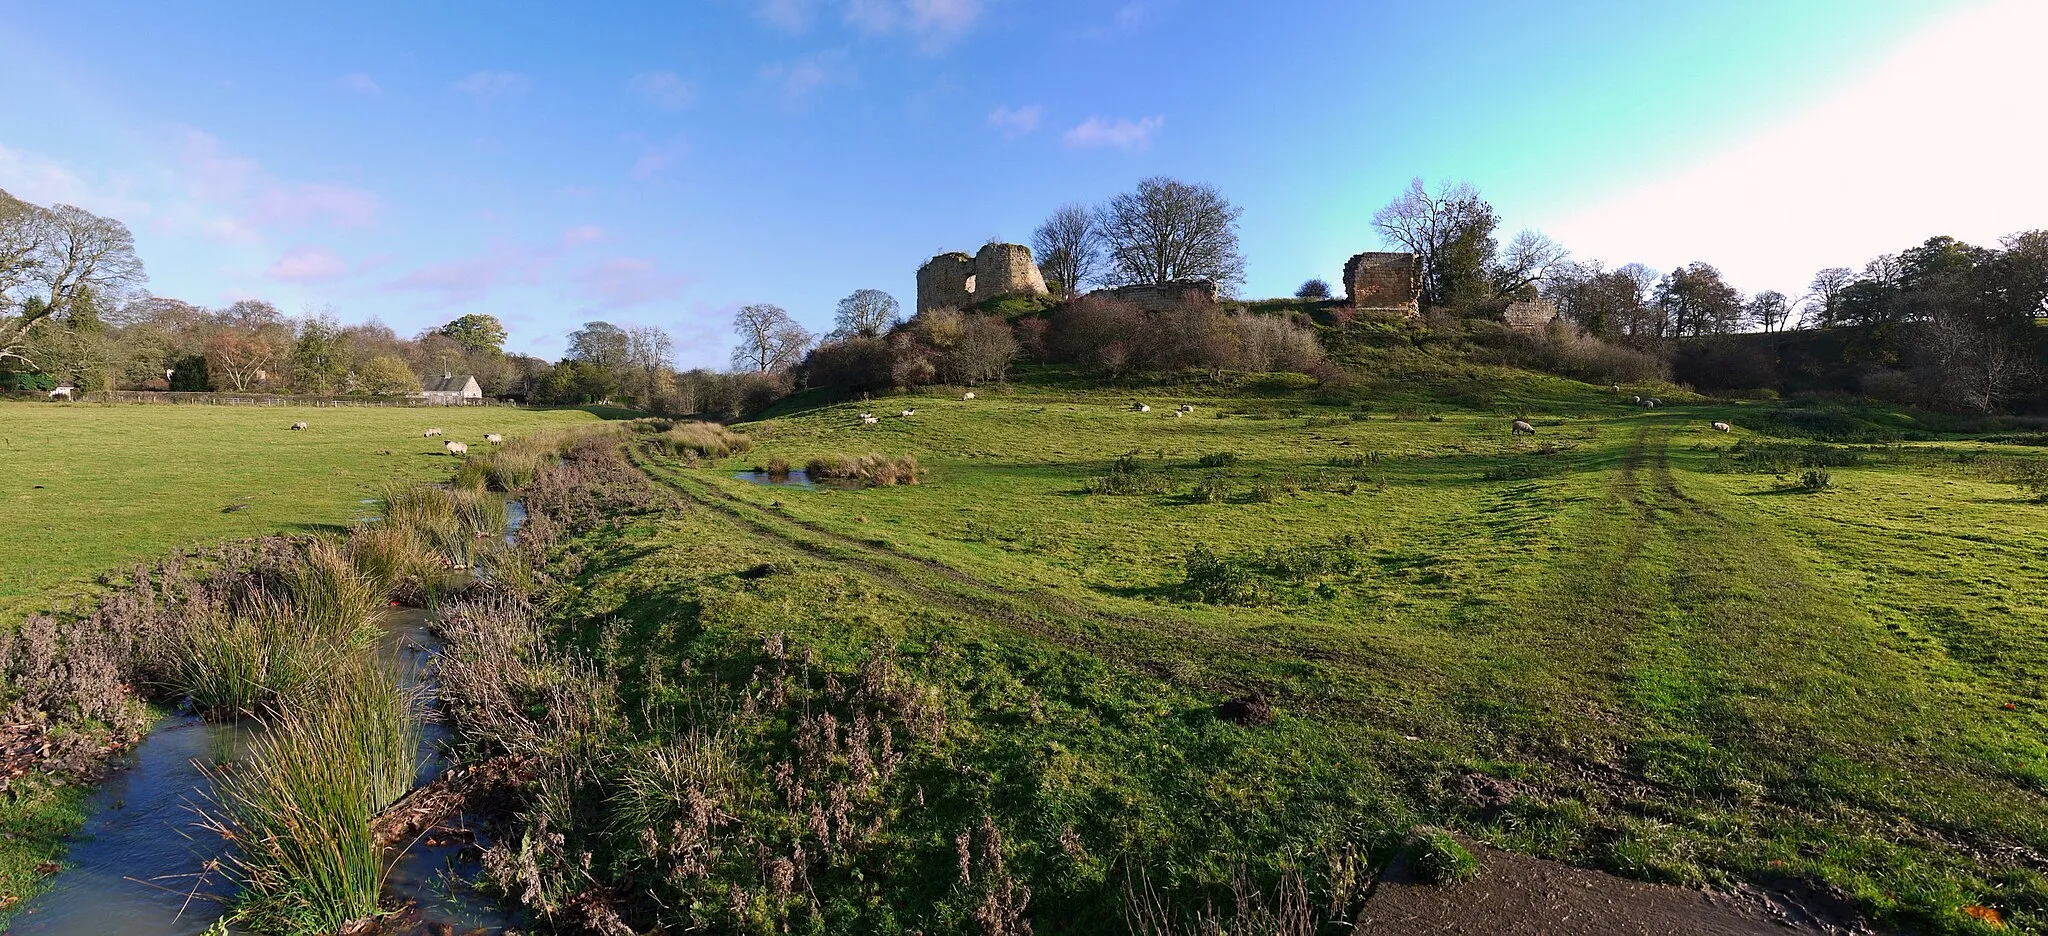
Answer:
[[736, 468, 817, 488], [8, 718, 250, 935], [16, 604, 522, 934]]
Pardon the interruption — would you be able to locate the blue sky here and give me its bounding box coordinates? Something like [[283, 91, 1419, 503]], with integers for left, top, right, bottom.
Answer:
[[3, 0, 2041, 365]]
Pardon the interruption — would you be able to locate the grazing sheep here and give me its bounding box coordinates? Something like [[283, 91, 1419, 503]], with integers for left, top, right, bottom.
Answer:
[[48, 386, 73, 401], [289, 421, 309, 431], [1511, 419, 1536, 436], [961, 392, 976, 400], [1632, 396, 1642, 404], [424, 428, 444, 438], [861, 415, 880, 425], [484, 433, 504, 444], [1647, 397, 1661, 408], [899, 408, 915, 417], [1612, 384, 1622, 393], [444, 440, 469, 456], [1711, 421, 1732, 433], [1172, 410, 1184, 418], [1134, 403, 1151, 413], [858, 412, 874, 420], [1178, 404, 1194, 412]]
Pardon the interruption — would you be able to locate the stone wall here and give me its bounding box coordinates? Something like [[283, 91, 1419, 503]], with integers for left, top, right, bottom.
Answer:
[[1503, 299, 1560, 329], [915, 252, 976, 314], [1093, 279, 1219, 313], [1343, 252, 1422, 314], [915, 244, 1049, 313], [973, 243, 1049, 301]]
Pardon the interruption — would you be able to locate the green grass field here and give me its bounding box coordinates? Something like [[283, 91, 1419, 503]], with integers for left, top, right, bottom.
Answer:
[[572, 372, 2048, 932], [0, 402, 602, 622]]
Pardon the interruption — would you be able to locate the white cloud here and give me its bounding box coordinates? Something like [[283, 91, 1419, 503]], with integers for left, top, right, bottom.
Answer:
[[1542, 0, 2048, 297], [336, 73, 381, 95], [987, 104, 1044, 139], [176, 130, 378, 239], [628, 71, 699, 110], [757, 0, 814, 32], [761, 49, 854, 105], [1062, 114, 1164, 151], [451, 70, 529, 103], [845, 0, 985, 50], [561, 224, 605, 247], [265, 246, 350, 283], [0, 145, 152, 219], [574, 257, 694, 309]]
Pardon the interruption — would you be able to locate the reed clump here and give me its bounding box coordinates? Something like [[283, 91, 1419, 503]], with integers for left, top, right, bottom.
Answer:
[[379, 483, 507, 569], [202, 659, 423, 934], [804, 452, 921, 487], [657, 422, 753, 460]]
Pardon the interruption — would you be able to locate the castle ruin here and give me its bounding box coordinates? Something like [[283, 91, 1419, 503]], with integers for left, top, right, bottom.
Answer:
[[1343, 251, 1422, 315], [1503, 299, 1561, 329], [1094, 279, 1219, 313], [915, 242, 1049, 313]]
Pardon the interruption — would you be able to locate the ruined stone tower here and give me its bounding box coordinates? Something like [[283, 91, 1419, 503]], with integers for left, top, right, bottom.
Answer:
[[1343, 252, 1423, 315], [915, 243, 1049, 313]]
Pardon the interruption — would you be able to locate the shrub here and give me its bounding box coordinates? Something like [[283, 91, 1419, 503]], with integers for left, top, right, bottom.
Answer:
[[1407, 827, 1478, 885], [1190, 472, 1232, 504], [1466, 320, 1670, 384], [1799, 467, 1832, 490], [1088, 452, 1174, 496], [1183, 545, 1264, 605], [1196, 452, 1240, 469]]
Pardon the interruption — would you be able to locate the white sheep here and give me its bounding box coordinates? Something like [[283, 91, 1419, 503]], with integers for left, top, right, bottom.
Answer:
[[1172, 410, 1184, 418], [1511, 419, 1536, 436], [484, 433, 504, 444], [424, 428, 444, 438], [1646, 398, 1661, 408], [1632, 396, 1642, 404], [861, 415, 879, 425], [1178, 404, 1194, 412], [899, 408, 915, 417], [961, 392, 976, 400], [1711, 421, 1732, 433], [1612, 384, 1621, 393], [289, 421, 309, 431], [444, 440, 469, 456], [1134, 404, 1151, 413], [48, 387, 73, 401], [858, 412, 874, 420]]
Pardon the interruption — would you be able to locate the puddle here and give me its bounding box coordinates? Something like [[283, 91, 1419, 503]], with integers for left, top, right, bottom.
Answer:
[[736, 468, 817, 489], [503, 499, 526, 543]]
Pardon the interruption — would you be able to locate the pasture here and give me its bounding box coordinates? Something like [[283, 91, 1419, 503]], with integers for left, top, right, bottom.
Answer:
[[583, 374, 2048, 932], [0, 402, 600, 622]]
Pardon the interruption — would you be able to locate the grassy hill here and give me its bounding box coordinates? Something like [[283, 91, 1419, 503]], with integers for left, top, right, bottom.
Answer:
[[508, 368, 2048, 933]]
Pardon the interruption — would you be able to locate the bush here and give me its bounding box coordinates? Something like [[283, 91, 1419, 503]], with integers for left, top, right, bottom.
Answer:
[[1466, 320, 1669, 384], [1088, 452, 1174, 496], [1195, 452, 1240, 469], [1799, 467, 1832, 490]]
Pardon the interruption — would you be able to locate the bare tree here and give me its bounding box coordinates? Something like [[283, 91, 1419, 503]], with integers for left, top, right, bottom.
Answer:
[[1492, 229, 1569, 296], [1745, 290, 1792, 333], [32, 204, 147, 323], [1032, 203, 1103, 297], [624, 325, 676, 402], [1373, 178, 1499, 308], [1295, 279, 1331, 300], [1801, 267, 1855, 327], [0, 190, 51, 313], [1098, 177, 1246, 293], [830, 289, 901, 339], [731, 304, 811, 372]]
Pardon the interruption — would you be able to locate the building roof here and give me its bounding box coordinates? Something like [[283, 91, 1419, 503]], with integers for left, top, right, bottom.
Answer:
[[421, 373, 478, 394]]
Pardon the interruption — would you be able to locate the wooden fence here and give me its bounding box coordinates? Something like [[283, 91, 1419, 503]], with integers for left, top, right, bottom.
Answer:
[[76, 391, 500, 407]]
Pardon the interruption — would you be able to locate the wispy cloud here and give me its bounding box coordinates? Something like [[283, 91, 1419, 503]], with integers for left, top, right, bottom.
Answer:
[[1062, 114, 1164, 151], [845, 0, 985, 50], [574, 257, 695, 309], [561, 224, 605, 247], [335, 73, 381, 95], [451, 70, 529, 104], [622, 135, 689, 181], [265, 246, 350, 283], [0, 144, 152, 219], [627, 70, 699, 110], [987, 104, 1044, 139], [379, 245, 532, 305], [761, 49, 854, 105], [175, 129, 379, 241], [756, 0, 814, 31], [1083, 2, 1149, 38]]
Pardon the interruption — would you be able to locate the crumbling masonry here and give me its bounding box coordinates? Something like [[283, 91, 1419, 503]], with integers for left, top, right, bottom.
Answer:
[[1343, 252, 1422, 315], [916, 243, 1049, 313]]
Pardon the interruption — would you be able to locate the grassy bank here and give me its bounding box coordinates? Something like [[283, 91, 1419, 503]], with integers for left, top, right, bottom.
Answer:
[[440, 374, 2048, 933], [0, 402, 599, 623]]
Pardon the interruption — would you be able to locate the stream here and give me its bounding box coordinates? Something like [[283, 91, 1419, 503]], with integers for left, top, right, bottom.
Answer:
[[8, 503, 529, 935]]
